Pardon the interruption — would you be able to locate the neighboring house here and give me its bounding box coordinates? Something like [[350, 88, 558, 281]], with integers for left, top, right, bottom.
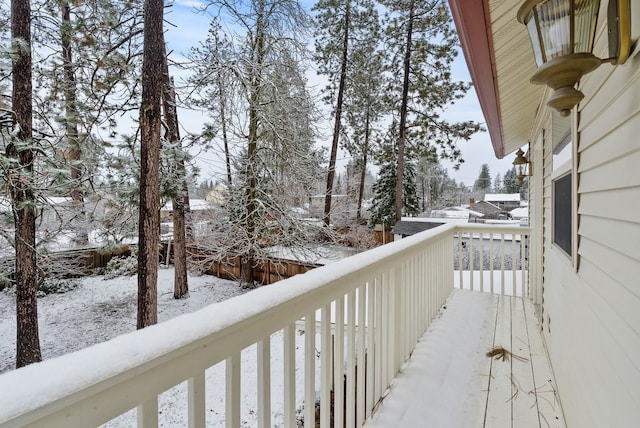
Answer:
[[509, 207, 528, 221], [391, 219, 444, 239], [205, 183, 228, 206], [469, 200, 502, 216], [450, 1, 639, 426], [428, 206, 485, 221], [161, 199, 214, 223], [308, 194, 349, 219], [483, 193, 521, 211]]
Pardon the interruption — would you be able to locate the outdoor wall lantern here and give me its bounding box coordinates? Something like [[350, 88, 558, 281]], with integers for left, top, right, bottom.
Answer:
[[513, 148, 531, 184], [517, 0, 631, 116]]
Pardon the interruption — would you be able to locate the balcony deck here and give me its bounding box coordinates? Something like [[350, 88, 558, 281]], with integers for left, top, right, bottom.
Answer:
[[0, 224, 566, 428], [365, 289, 565, 428]]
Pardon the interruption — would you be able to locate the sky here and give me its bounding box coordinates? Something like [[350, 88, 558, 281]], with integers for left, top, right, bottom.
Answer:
[[163, 0, 517, 188]]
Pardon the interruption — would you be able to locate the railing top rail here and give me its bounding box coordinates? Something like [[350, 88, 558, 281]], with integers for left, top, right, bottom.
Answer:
[[0, 223, 459, 425]]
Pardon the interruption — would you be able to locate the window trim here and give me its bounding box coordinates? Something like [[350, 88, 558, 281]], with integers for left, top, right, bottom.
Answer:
[[548, 109, 579, 269]]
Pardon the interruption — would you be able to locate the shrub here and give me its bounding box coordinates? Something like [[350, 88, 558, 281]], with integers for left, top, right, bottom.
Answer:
[[104, 252, 138, 279], [37, 278, 79, 297]]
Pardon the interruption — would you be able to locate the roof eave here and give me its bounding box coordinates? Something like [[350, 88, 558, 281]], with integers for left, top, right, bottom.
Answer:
[[449, 0, 504, 159]]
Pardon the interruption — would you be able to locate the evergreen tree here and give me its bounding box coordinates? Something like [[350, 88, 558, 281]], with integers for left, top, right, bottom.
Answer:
[[415, 156, 457, 210], [493, 173, 503, 193], [370, 133, 420, 226], [313, 0, 382, 226], [187, 21, 237, 187], [474, 163, 491, 193], [380, 0, 482, 222], [503, 167, 521, 193], [341, 2, 386, 222]]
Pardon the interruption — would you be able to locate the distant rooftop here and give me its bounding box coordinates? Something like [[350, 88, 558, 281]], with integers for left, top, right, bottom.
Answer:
[[483, 193, 521, 202], [392, 220, 444, 236]]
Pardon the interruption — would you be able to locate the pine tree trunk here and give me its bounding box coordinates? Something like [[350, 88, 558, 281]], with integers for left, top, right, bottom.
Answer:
[[218, 73, 233, 187], [137, 0, 163, 329], [11, 0, 41, 368], [241, 3, 267, 287], [395, 1, 414, 223], [323, 1, 350, 228], [356, 108, 370, 222], [160, 45, 188, 299], [61, 1, 87, 244]]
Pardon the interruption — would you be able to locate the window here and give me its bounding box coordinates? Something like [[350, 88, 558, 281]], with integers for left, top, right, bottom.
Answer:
[[550, 111, 573, 259], [553, 173, 572, 255]]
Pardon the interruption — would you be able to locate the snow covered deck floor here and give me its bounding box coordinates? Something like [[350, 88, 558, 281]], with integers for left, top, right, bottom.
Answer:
[[365, 289, 565, 428]]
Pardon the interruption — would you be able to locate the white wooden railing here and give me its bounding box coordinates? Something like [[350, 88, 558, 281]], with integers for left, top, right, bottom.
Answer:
[[0, 224, 529, 428], [454, 224, 530, 297]]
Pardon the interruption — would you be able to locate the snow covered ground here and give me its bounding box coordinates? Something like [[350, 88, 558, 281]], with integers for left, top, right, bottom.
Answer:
[[0, 268, 248, 374], [364, 290, 495, 428]]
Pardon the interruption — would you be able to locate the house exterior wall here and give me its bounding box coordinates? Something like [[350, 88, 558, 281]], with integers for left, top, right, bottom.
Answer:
[[530, 4, 640, 427]]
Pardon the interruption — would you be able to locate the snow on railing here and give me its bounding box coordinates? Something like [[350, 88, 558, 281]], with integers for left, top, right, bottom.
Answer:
[[0, 224, 528, 427], [454, 224, 530, 297]]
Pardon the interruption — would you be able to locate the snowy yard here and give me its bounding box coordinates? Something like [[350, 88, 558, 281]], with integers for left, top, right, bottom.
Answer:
[[0, 268, 249, 375]]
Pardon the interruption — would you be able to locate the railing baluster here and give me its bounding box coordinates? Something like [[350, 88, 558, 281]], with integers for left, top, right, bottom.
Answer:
[[500, 234, 506, 295], [137, 397, 158, 428], [374, 277, 383, 404], [457, 232, 463, 288], [225, 353, 241, 428], [470, 232, 475, 291], [283, 325, 296, 428], [381, 271, 390, 398], [334, 295, 345, 428], [346, 290, 357, 428], [257, 337, 271, 428], [479, 232, 485, 293], [521, 234, 527, 297], [188, 373, 206, 428], [393, 266, 402, 374], [320, 304, 331, 428], [366, 281, 375, 416], [357, 284, 366, 426], [512, 233, 517, 296], [490, 233, 495, 294], [305, 312, 316, 428]]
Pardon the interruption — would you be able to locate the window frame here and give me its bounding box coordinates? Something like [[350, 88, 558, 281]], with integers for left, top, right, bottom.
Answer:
[[549, 110, 578, 268]]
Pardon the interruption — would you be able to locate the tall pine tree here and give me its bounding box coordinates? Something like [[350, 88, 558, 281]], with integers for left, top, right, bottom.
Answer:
[[380, 0, 482, 222], [370, 129, 420, 226]]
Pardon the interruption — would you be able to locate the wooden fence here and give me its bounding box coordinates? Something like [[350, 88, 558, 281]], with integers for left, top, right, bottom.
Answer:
[[0, 246, 132, 288], [162, 243, 323, 285]]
